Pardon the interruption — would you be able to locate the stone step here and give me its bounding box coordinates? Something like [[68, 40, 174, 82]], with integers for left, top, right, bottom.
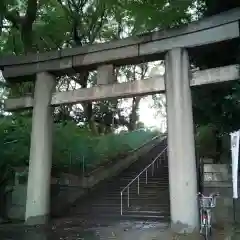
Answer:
[[107, 186, 169, 192], [121, 177, 169, 180], [63, 212, 170, 222], [87, 202, 170, 207], [64, 140, 170, 224], [99, 194, 169, 200], [72, 207, 170, 216], [117, 180, 169, 185], [70, 202, 169, 210], [102, 182, 169, 190]]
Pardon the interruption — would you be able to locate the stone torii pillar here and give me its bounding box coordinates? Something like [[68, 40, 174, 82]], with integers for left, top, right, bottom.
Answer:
[[165, 48, 199, 233], [25, 72, 55, 225]]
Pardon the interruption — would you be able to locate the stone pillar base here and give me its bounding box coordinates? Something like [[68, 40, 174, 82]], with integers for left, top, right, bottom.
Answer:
[[25, 214, 49, 226]]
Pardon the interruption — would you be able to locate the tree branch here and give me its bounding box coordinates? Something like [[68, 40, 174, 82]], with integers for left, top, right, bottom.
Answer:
[[24, 0, 38, 25], [56, 0, 72, 18], [88, 2, 107, 43], [0, 1, 21, 29], [0, 24, 11, 29]]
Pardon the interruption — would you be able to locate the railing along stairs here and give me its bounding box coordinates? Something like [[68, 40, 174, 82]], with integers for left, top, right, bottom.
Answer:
[[120, 141, 168, 216]]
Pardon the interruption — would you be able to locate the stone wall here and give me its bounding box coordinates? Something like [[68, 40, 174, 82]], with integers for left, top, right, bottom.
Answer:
[[204, 164, 230, 182], [6, 185, 27, 220], [202, 163, 240, 225]]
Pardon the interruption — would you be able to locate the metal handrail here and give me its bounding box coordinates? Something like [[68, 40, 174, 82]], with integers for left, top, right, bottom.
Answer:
[[120, 146, 168, 215]]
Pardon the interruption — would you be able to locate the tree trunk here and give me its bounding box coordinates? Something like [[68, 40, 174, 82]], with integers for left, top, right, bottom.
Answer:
[[0, 168, 10, 220], [215, 135, 222, 163], [213, 128, 222, 163], [0, 186, 6, 219], [129, 97, 141, 131], [21, 23, 34, 53], [76, 71, 97, 131]]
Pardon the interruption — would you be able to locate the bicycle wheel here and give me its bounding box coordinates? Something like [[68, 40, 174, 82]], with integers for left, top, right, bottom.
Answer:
[[208, 213, 212, 236], [204, 225, 210, 240]]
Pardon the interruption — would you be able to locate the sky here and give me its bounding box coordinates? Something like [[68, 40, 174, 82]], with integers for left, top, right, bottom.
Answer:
[[117, 63, 167, 132], [139, 64, 166, 131], [139, 95, 166, 130]]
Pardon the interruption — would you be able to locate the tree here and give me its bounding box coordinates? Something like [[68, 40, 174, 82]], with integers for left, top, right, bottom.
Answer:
[[0, 0, 201, 134], [193, 0, 240, 126], [0, 0, 39, 53], [116, 63, 150, 131], [191, 0, 240, 162]]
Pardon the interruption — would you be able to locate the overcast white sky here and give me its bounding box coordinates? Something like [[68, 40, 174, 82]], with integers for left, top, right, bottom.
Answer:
[[139, 96, 165, 129]]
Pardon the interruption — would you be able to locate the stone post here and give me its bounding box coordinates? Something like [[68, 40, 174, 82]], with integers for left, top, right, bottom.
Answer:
[[165, 48, 199, 233], [25, 72, 55, 225]]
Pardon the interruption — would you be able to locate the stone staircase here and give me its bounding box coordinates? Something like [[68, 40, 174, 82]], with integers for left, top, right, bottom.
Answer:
[[61, 137, 170, 225]]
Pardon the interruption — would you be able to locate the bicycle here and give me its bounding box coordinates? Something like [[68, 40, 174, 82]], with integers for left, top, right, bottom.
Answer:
[[197, 192, 220, 240]]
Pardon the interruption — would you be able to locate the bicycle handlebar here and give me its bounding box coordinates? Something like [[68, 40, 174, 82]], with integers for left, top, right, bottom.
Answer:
[[198, 192, 220, 208], [197, 192, 220, 198]]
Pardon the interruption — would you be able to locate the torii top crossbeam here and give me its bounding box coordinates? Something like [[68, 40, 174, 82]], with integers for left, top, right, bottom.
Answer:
[[0, 8, 240, 81]]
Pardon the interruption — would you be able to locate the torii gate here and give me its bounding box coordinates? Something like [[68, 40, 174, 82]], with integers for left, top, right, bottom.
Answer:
[[1, 8, 240, 233]]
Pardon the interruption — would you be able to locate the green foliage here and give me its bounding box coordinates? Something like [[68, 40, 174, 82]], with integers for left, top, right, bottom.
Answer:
[[0, 117, 158, 176], [195, 124, 231, 163], [0, 116, 31, 167], [125, 0, 193, 33], [1, 0, 239, 171], [192, 0, 240, 135], [0, 0, 196, 131], [193, 81, 240, 135], [52, 122, 157, 173], [195, 124, 217, 159]]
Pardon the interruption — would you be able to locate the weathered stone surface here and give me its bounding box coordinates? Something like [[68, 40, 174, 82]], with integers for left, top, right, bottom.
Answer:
[[140, 22, 239, 56], [25, 72, 55, 225], [61, 34, 152, 58], [166, 48, 199, 232], [97, 64, 115, 85], [191, 64, 239, 86], [4, 75, 165, 110], [4, 64, 240, 111], [7, 185, 27, 220], [151, 7, 240, 41], [3, 57, 74, 78], [0, 50, 60, 66], [72, 45, 139, 68], [204, 164, 230, 182]]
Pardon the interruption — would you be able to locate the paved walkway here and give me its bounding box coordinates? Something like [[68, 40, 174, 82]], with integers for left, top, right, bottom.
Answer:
[[0, 220, 237, 240]]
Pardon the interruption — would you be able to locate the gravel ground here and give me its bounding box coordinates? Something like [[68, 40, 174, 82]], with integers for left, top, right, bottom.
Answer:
[[0, 220, 237, 240]]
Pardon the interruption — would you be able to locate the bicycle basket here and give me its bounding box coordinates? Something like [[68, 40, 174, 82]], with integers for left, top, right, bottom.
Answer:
[[199, 197, 213, 208]]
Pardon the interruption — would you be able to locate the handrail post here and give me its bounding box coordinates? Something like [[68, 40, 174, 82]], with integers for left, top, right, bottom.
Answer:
[[127, 187, 130, 207], [119, 142, 168, 217], [164, 148, 166, 163], [146, 169, 148, 184], [152, 162, 154, 176], [121, 192, 123, 215], [137, 176, 140, 195]]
